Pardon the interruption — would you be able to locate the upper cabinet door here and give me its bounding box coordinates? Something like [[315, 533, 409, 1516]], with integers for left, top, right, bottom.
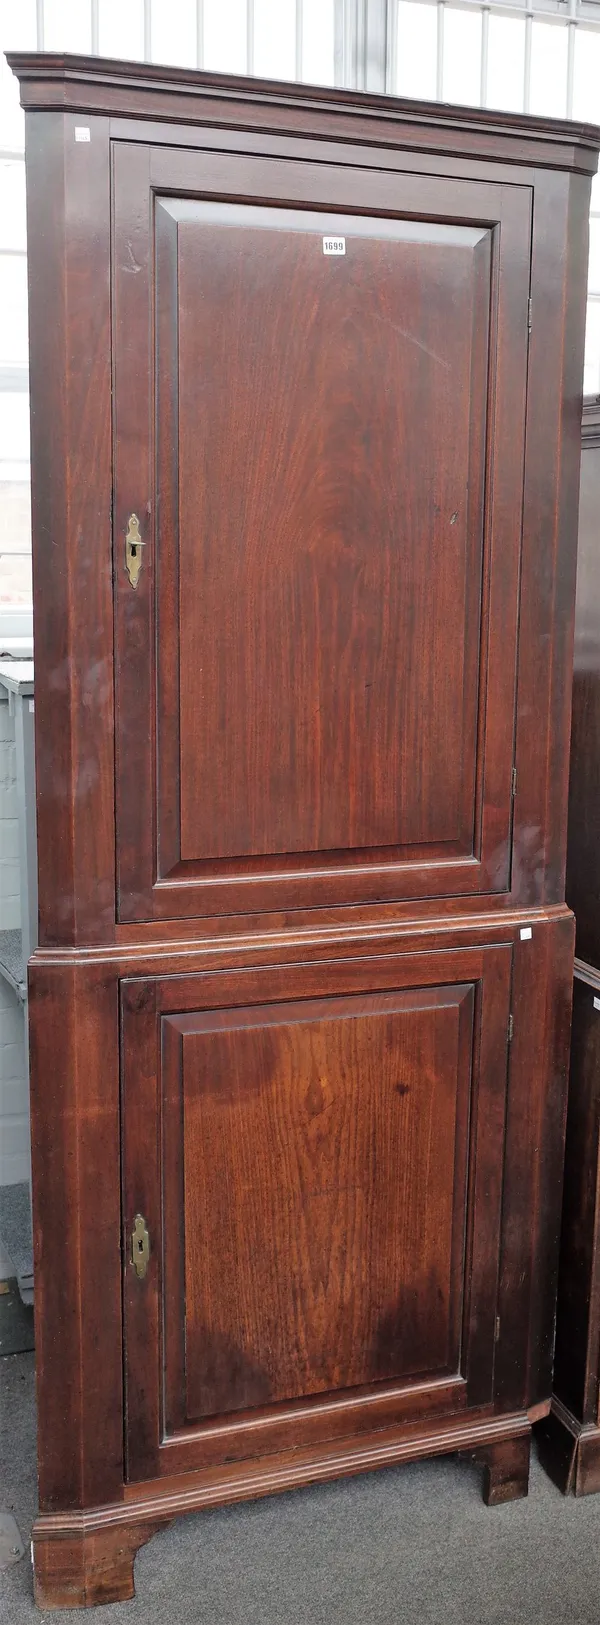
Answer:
[[112, 143, 531, 923]]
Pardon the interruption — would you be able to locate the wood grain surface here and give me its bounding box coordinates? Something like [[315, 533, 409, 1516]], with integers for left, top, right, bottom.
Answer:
[[113, 147, 531, 922], [9, 50, 594, 1606]]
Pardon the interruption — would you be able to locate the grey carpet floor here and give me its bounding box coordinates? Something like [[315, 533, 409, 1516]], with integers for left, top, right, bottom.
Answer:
[[2, 1352, 600, 1623]]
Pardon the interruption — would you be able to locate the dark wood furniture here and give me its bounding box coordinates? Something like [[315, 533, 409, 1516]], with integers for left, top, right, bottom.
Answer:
[[538, 398, 600, 1497], [9, 52, 599, 1608]]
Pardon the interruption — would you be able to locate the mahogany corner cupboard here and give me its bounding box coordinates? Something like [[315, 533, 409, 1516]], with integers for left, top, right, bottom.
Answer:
[[537, 399, 600, 1497], [9, 51, 599, 1610]]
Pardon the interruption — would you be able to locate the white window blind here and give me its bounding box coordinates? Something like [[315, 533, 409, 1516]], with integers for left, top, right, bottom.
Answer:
[[392, 0, 600, 394]]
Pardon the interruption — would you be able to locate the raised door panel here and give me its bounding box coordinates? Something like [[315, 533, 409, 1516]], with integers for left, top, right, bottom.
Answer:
[[113, 144, 531, 922], [169, 987, 472, 1420], [122, 942, 512, 1482], [173, 204, 487, 864]]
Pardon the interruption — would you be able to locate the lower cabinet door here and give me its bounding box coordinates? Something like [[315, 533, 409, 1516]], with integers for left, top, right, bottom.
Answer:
[[121, 943, 512, 1482]]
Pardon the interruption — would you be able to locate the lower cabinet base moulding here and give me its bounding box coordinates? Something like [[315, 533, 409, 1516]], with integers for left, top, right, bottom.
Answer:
[[537, 1401, 600, 1497], [32, 1414, 532, 1610]]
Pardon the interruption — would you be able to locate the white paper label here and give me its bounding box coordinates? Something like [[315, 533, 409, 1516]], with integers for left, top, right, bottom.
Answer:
[[519, 926, 533, 941], [323, 237, 345, 255], [75, 126, 91, 142], [29, 699, 34, 712], [594, 997, 600, 1012]]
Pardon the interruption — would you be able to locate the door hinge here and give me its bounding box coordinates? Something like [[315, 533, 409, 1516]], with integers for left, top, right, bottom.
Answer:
[[511, 766, 517, 799], [508, 1013, 514, 1044], [130, 1213, 150, 1279], [527, 296, 532, 334]]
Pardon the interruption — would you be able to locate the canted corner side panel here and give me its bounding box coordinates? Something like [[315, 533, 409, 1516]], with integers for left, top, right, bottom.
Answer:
[[27, 112, 115, 947], [553, 976, 600, 1424], [112, 143, 531, 924]]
